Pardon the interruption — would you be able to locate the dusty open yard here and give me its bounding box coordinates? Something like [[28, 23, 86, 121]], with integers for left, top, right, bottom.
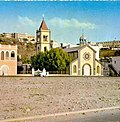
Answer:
[[0, 76, 120, 120]]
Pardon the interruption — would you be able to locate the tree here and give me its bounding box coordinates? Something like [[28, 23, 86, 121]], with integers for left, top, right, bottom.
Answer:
[[22, 56, 31, 64], [114, 50, 120, 56], [23, 38, 28, 41], [31, 48, 72, 71], [31, 51, 47, 70]]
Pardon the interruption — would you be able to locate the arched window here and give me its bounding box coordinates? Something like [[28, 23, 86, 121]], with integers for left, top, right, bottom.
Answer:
[[38, 47, 39, 51], [44, 47, 47, 52], [73, 65, 77, 73], [6, 51, 9, 60], [11, 51, 15, 60], [43, 35, 48, 41], [1, 51, 4, 60], [97, 66, 100, 74]]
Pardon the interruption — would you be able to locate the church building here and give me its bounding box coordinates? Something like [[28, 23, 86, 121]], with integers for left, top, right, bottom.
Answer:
[[64, 35, 103, 76], [36, 18, 51, 54]]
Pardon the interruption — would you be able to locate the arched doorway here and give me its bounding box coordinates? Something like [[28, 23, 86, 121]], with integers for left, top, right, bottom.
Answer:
[[1, 65, 9, 76], [82, 64, 91, 76]]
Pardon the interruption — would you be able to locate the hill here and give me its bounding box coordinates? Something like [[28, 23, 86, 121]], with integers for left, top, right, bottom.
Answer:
[[0, 36, 36, 63], [100, 49, 120, 58], [1, 35, 120, 62]]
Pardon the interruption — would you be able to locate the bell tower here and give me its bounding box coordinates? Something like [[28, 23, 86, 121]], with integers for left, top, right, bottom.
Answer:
[[79, 34, 87, 46], [36, 17, 51, 54]]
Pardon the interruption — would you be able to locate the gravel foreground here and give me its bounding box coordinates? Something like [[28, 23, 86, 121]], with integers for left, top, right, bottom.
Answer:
[[0, 76, 120, 120]]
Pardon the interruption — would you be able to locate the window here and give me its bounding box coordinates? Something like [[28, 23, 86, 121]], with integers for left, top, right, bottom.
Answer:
[[1, 51, 4, 60], [73, 65, 77, 73], [44, 47, 47, 52], [11, 51, 15, 60], [72, 52, 78, 59], [43, 35, 48, 41], [6, 51, 9, 60]]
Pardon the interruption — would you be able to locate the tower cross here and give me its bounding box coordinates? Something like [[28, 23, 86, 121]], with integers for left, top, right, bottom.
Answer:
[[42, 14, 45, 19]]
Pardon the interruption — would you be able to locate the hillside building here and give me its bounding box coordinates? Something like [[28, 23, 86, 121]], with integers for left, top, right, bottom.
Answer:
[[1, 33, 12, 38], [0, 33, 35, 44], [0, 44, 17, 75], [96, 40, 120, 48]]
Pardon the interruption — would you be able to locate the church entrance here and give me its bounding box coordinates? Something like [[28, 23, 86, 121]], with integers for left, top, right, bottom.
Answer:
[[82, 64, 91, 76]]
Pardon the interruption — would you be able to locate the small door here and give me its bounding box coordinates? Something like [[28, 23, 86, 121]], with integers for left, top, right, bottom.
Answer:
[[83, 64, 91, 76]]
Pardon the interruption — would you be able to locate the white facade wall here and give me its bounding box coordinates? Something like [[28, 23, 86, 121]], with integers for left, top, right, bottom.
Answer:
[[89, 45, 100, 60], [111, 56, 120, 74], [51, 41, 59, 48]]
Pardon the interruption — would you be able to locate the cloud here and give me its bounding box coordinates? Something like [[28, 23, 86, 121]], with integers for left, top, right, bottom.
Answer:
[[11, 16, 37, 35], [48, 17, 95, 30], [18, 16, 36, 26]]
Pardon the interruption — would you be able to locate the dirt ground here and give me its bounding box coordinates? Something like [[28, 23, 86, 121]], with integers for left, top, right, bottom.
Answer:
[[0, 76, 120, 120]]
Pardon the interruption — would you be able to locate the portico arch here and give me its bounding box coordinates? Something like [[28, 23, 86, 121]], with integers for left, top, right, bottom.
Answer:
[[0, 65, 9, 76], [82, 63, 91, 76]]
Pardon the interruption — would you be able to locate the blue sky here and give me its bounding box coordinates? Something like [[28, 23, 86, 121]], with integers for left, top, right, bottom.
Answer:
[[0, 1, 120, 44]]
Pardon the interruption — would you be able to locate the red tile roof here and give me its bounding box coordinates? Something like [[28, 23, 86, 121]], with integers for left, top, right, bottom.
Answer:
[[39, 19, 48, 30]]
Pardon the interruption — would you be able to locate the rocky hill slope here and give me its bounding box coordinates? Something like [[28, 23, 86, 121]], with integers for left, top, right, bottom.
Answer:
[[0, 36, 36, 63]]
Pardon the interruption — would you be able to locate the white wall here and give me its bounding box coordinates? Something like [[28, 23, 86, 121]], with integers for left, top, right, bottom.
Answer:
[[111, 56, 120, 74], [89, 45, 100, 60]]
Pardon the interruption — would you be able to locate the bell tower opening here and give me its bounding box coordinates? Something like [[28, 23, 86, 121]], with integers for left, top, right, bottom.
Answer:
[[79, 33, 87, 46]]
